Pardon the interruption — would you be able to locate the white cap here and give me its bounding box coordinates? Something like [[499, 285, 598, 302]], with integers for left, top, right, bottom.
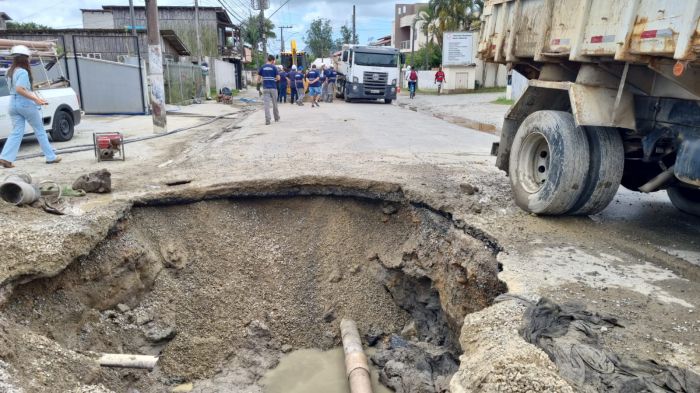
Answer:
[[10, 45, 31, 57], [291, 65, 297, 70]]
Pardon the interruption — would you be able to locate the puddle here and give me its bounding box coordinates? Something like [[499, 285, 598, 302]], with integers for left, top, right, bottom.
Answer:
[[260, 348, 392, 393]]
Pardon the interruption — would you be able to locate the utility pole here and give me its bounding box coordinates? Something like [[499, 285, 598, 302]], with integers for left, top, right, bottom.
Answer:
[[195, 0, 202, 62], [260, 8, 266, 58], [128, 0, 137, 35], [279, 25, 292, 53], [352, 5, 356, 44], [145, 0, 166, 133]]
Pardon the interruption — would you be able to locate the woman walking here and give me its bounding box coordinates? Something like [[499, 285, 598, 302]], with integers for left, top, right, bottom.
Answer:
[[0, 45, 61, 168]]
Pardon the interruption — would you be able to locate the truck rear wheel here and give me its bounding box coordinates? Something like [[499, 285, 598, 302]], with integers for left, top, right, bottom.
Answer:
[[668, 186, 700, 216], [568, 127, 624, 215], [509, 111, 590, 215]]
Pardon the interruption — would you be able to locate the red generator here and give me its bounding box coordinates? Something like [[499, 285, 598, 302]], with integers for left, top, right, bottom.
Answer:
[[93, 132, 125, 162]]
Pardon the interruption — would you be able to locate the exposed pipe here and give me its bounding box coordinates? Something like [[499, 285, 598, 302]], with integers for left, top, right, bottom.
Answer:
[[0, 174, 40, 206], [340, 319, 373, 393], [98, 354, 158, 369], [639, 165, 675, 193]]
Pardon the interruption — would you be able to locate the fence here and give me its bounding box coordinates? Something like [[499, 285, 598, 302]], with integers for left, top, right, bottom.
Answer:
[[164, 62, 206, 105]]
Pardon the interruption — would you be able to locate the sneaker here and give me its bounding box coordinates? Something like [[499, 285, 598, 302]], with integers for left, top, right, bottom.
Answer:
[[0, 159, 14, 168], [265, 121, 271, 125], [46, 156, 62, 164], [275, 118, 280, 122]]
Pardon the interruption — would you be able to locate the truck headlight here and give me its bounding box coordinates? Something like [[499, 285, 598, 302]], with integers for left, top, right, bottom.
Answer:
[[391, 79, 397, 86], [353, 76, 359, 83]]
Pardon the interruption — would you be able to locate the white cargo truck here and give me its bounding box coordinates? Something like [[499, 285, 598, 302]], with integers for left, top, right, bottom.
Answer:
[[480, 0, 700, 216], [335, 45, 401, 104]]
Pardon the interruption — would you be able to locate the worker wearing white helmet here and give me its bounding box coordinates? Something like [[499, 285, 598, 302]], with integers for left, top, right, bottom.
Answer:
[[0, 45, 61, 168]]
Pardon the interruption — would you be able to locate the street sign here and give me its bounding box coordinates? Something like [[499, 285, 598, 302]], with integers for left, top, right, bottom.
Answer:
[[442, 32, 474, 66]]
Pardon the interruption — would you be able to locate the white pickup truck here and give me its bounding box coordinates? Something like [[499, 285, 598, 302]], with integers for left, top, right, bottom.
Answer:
[[0, 73, 81, 142]]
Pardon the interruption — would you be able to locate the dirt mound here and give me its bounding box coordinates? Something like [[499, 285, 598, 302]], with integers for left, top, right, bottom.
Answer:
[[1, 196, 505, 392]]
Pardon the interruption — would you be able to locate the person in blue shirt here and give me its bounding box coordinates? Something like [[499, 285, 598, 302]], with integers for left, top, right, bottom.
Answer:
[[319, 65, 328, 104], [0, 45, 61, 168], [306, 64, 322, 108], [325, 66, 337, 103], [277, 67, 288, 103], [294, 66, 306, 106], [257, 55, 280, 125]]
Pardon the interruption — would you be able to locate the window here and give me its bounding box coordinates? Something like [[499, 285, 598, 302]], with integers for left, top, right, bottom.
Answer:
[[354, 52, 397, 67], [403, 6, 406, 13], [342, 51, 348, 62]]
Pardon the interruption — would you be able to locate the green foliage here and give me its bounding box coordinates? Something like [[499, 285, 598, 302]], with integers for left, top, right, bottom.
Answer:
[[174, 26, 219, 59], [6, 21, 51, 30], [305, 18, 334, 58], [240, 15, 276, 67], [491, 96, 515, 105], [428, 0, 483, 46], [410, 44, 442, 70]]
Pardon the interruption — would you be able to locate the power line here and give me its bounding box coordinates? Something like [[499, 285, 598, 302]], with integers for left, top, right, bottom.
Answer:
[[268, 0, 292, 18]]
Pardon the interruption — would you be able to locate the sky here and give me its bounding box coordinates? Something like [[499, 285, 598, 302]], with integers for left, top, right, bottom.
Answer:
[[1, 0, 400, 53]]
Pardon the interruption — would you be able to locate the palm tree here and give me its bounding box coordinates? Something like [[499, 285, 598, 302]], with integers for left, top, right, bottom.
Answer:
[[429, 0, 483, 47], [415, 6, 438, 69], [240, 15, 277, 67]]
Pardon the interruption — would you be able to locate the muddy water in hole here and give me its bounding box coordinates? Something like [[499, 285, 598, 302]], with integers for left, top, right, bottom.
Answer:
[[261, 348, 393, 393]]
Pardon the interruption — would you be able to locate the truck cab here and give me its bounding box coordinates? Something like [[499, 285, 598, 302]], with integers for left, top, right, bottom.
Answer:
[[335, 45, 400, 104]]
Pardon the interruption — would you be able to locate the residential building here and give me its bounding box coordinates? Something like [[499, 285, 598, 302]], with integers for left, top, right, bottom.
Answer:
[[0, 12, 11, 30], [392, 3, 430, 53], [0, 29, 190, 62], [370, 35, 392, 47], [82, 5, 241, 60]]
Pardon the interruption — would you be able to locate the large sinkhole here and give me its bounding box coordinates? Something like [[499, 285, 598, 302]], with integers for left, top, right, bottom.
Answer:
[[3, 196, 507, 393]]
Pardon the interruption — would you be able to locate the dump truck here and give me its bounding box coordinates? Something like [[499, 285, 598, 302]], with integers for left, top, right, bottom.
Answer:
[[480, 0, 700, 216]]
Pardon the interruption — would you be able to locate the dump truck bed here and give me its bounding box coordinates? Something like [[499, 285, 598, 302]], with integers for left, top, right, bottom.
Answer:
[[479, 0, 700, 65]]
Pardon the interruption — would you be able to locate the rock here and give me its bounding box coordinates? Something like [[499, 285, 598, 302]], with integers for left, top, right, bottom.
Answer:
[[72, 169, 112, 193], [401, 321, 418, 340], [471, 204, 482, 214], [322, 306, 337, 323], [144, 324, 176, 342], [329, 268, 343, 283], [459, 183, 479, 195], [365, 326, 385, 347], [382, 203, 399, 215], [349, 264, 361, 274], [281, 344, 294, 353], [134, 310, 153, 326], [160, 242, 189, 270], [116, 303, 130, 313], [454, 219, 466, 229], [245, 320, 270, 340]]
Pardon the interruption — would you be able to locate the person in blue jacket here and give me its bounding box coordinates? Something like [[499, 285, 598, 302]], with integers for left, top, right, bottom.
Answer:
[[294, 66, 306, 106], [325, 66, 337, 103], [0, 45, 61, 168]]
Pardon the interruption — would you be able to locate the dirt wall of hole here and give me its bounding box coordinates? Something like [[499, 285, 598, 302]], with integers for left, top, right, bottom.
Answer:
[[1, 196, 506, 392]]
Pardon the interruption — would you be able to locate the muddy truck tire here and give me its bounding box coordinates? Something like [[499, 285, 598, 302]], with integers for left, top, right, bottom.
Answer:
[[668, 186, 700, 216], [509, 110, 590, 215], [568, 127, 625, 215]]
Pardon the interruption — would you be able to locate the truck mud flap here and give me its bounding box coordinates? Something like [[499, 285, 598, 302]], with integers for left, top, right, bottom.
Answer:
[[675, 135, 700, 187]]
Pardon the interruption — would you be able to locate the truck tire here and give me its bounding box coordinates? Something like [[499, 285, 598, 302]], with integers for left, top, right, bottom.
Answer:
[[384, 99, 392, 104], [568, 127, 624, 215], [668, 187, 700, 216], [50, 110, 74, 142], [509, 111, 590, 215]]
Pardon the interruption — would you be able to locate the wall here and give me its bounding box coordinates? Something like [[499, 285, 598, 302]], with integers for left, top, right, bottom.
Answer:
[[66, 56, 147, 114], [212, 59, 237, 93], [83, 11, 115, 29]]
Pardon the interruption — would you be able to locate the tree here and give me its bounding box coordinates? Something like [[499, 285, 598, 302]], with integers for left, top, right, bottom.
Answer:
[[429, 0, 483, 47], [6, 21, 50, 30], [305, 18, 334, 59], [415, 6, 438, 69], [333, 23, 355, 52], [240, 15, 276, 67]]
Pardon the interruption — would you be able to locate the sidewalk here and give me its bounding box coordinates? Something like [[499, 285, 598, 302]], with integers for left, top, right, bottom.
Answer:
[[397, 90, 510, 133]]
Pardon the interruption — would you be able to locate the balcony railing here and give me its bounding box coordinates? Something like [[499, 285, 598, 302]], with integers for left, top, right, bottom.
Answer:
[[400, 40, 411, 50]]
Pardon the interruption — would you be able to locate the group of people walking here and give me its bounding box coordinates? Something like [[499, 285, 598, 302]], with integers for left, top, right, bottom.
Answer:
[[257, 55, 338, 125]]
